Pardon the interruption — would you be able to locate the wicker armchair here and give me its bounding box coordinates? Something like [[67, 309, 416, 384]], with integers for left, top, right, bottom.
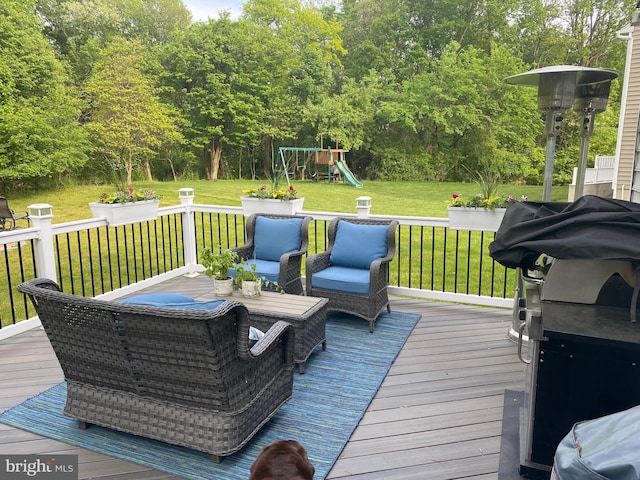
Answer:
[[231, 213, 311, 294], [18, 278, 295, 463], [306, 217, 399, 332]]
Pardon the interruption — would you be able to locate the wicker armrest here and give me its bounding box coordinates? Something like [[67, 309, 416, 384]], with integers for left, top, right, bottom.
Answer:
[[249, 320, 295, 366], [230, 245, 254, 260], [280, 249, 304, 263], [306, 251, 331, 274]]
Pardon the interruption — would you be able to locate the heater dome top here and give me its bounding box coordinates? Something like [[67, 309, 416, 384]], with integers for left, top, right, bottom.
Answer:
[[505, 65, 618, 87]]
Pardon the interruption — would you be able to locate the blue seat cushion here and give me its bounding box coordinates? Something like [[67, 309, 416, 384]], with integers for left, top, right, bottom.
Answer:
[[229, 259, 279, 284], [329, 221, 389, 269], [118, 293, 197, 306], [120, 294, 226, 310], [254, 216, 303, 262], [311, 266, 370, 295]]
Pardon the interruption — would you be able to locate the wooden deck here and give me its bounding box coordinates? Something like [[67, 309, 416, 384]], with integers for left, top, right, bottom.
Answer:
[[0, 287, 525, 479]]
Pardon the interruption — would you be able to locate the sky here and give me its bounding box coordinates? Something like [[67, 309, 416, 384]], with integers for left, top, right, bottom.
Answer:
[[182, 0, 243, 21]]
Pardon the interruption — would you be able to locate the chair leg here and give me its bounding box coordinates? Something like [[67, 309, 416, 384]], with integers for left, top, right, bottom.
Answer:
[[77, 420, 91, 429], [369, 320, 375, 333], [209, 454, 223, 463], [387, 304, 391, 313]]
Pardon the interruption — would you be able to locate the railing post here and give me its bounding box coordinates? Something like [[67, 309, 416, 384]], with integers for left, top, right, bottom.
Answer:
[[28, 203, 57, 282], [179, 188, 198, 277], [356, 196, 372, 218]]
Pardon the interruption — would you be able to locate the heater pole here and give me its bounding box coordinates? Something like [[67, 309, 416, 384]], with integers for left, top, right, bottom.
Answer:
[[575, 111, 596, 198], [543, 111, 562, 202]]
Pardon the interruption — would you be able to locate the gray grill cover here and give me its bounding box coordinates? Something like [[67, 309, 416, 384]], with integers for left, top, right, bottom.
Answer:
[[488, 195, 640, 270], [551, 405, 640, 480]]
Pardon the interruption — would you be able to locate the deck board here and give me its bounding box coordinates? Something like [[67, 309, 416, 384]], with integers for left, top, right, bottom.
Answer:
[[0, 287, 524, 480]]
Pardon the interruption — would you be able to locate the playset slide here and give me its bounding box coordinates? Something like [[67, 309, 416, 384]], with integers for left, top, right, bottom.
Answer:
[[336, 160, 363, 188]]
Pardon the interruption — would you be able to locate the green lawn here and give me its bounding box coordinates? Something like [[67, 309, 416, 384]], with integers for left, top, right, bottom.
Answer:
[[7, 179, 569, 223]]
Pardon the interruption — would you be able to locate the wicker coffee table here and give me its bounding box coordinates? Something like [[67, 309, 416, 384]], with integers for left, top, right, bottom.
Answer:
[[197, 290, 328, 373]]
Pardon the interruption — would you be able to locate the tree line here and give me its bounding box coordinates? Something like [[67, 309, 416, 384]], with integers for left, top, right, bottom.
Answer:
[[0, 0, 634, 191]]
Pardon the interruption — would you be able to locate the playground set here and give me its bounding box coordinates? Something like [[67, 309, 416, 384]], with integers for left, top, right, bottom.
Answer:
[[274, 147, 363, 188]]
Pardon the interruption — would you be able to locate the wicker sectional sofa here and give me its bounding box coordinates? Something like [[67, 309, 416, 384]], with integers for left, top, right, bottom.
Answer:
[[18, 278, 295, 462]]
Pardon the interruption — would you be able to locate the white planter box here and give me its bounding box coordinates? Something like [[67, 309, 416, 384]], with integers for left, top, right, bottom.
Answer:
[[447, 206, 507, 232], [89, 200, 160, 226], [240, 197, 304, 216]]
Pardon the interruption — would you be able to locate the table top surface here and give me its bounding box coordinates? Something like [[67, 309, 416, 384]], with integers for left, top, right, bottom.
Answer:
[[196, 289, 328, 318]]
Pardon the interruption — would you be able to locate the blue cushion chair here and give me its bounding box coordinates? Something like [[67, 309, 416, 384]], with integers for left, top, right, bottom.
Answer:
[[305, 217, 399, 332], [231, 214, 311, 295]]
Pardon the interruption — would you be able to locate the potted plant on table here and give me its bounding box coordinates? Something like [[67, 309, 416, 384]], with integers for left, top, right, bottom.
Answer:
[[233, 260, 261, 297], [233, 259, 283, 297], [446, 172, 527, 231], [240, 180, 304, 215], [89, 186, 162, 226], [200, 248, 239, 296]]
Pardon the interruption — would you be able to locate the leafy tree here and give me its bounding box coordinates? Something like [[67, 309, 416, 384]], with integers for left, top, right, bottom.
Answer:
[[37, 0, 191, 83], [242, 0, 346, 174], [157, 1, 344, 180], [84, 39, 183, 184], [562, 0, 634, 67], [1, 0, 631, 187], [155, 18, 265, 180], [507, 0, 569, 67], [304, 72, 381, 150], [0, 0, 89, 191], [341, 0, 421, 83], [373, 43, 540, 181]]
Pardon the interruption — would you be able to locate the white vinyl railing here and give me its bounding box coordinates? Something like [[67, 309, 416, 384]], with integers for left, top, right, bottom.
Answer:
[[0, 189, 514, 340]]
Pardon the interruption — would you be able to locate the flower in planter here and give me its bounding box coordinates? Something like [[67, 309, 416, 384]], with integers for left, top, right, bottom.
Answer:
[[242, 184, 297, 201], [447, 171, 527, 210], [98, 187, 161, 204], [448, 193, 527, 210]]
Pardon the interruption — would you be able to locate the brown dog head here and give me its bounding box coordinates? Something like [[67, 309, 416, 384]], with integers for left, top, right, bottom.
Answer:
[[249, 440, 315, 480]]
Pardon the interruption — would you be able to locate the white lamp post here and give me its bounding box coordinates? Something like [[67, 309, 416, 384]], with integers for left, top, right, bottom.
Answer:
[[356, 196, 371, 218]]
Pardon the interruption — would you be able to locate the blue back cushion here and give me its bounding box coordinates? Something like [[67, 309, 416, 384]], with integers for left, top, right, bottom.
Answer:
[[329, 221, 389, 269], [254, 216, 303, 262]]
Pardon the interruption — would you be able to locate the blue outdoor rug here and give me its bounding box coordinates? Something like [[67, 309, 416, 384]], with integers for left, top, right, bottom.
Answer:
[[0, 310, 420, 480]]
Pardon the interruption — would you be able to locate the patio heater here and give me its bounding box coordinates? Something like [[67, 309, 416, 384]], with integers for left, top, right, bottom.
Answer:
[[504, 66, 619, 343], [504, 65, 618, 201]]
